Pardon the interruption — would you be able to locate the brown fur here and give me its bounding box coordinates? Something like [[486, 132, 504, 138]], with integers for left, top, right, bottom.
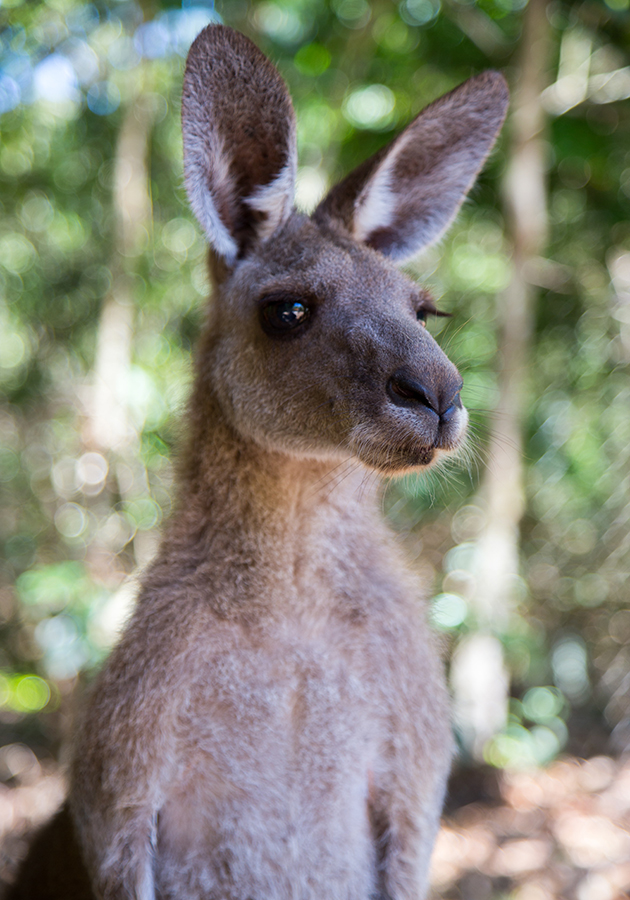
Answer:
[[8, 26, 508, 900]]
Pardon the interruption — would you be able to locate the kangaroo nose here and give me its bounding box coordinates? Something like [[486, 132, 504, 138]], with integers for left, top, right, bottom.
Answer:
[[387, 369, 462, 418]]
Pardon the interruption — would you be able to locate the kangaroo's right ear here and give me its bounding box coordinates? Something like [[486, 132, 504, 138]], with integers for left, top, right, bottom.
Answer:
[[182, 25, 297, 268]]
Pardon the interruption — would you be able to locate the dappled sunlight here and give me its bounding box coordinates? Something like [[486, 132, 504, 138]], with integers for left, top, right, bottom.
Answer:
[[429, 756, 630, 899]]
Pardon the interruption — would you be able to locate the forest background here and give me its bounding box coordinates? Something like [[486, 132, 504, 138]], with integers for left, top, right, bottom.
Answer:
[[1, 0, 630, 896]]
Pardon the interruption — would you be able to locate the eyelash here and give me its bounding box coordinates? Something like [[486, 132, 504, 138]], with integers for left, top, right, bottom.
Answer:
[[415, 295, 451, 325]]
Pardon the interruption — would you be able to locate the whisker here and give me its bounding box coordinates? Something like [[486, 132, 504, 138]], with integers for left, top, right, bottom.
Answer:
[[320, 459, 361, 501]]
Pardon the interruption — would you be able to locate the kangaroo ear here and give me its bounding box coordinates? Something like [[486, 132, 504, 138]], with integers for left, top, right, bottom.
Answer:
[[182, 25, 297, 266], [315, 72, 509, 262]]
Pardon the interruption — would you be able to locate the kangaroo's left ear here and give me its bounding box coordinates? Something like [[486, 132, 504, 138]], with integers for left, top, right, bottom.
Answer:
[[315, 72, 509, 262]]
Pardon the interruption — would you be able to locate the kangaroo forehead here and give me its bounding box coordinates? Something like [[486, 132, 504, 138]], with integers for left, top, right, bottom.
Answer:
[[240, 217, 421, 303]]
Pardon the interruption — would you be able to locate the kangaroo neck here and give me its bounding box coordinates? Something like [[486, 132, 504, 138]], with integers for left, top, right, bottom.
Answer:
[[168, 381, 380, 567]]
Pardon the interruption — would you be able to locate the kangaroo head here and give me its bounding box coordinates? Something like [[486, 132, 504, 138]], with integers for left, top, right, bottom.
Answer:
[[182, 26, 508, 475]]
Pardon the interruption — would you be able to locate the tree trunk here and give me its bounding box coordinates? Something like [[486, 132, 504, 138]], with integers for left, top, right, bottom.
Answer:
[[451, 0, 551, 761], [88, 78, 154, 452]]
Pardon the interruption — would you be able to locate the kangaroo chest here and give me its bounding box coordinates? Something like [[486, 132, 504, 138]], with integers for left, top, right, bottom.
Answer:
[[155, 622, 389, 900]]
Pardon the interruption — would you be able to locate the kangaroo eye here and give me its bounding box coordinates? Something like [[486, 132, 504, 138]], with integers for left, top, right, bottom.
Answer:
[[416, 309, 427, 326], [260, 297, 310, 336]]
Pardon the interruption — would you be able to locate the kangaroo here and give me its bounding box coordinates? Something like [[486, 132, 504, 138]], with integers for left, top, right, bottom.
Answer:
[[7, 25, 508, 900]]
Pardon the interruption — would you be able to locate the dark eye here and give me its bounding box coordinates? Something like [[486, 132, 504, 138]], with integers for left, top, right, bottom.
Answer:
[[260, 297, 311, 336], [416, 308, 427, 326]]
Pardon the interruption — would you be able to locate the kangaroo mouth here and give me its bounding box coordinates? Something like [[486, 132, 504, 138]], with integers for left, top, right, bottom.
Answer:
[[347, 408, 467, 475], [347, 427, 437, 475]]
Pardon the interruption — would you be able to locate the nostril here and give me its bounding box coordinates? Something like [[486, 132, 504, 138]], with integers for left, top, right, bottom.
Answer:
[[387, 371, 438, 412], [440, 404, 458, 424], [442, 386, 463, 417]]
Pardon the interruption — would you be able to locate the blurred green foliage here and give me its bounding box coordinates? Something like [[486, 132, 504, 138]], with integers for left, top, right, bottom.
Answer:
[[1, 0, 630, 764]]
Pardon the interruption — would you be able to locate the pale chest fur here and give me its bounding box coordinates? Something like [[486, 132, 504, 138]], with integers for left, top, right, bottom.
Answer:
[[143, 559, 442, 900], [156, 627, 379, 899]]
